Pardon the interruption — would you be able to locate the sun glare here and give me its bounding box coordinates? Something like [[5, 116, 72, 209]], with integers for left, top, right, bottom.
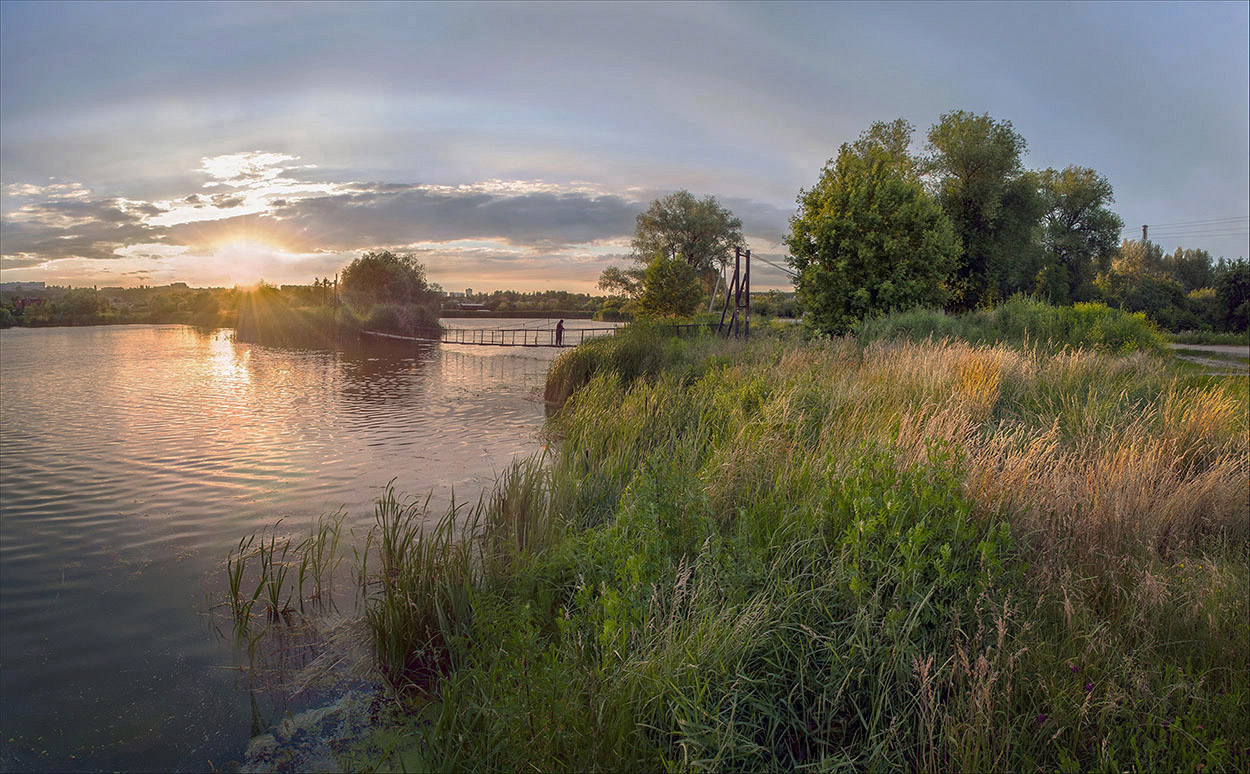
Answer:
[[210, 237, 294, 286]]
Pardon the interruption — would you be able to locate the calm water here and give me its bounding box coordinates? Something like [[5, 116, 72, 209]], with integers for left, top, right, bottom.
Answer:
[[0, 321, 608, 772]]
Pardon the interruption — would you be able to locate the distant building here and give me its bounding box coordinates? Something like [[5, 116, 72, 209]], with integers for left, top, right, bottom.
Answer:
[[458, 302, 489, 311], [464, 288, 473, 296], [0, 281, 46, 292]]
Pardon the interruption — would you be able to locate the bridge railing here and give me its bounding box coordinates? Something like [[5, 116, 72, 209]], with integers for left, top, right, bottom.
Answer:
[[381, 321, 729, 348], [408, 325, 623, 347]]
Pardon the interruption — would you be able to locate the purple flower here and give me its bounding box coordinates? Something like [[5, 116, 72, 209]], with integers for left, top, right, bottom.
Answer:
[[1035, 713, 1047, 725], [1084, 682, 1094, 692], [1069, 663, 1079, 673]]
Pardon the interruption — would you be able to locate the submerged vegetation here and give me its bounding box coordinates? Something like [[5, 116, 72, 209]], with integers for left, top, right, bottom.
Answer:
[[228, 317, 1247, 771]]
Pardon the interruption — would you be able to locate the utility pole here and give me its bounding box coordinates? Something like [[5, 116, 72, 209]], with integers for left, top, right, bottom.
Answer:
[[1142, 224, 1148, 242]]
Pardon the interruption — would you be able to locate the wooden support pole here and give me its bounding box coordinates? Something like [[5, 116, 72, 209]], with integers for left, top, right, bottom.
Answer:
[[719, 248, 740, 334], [744, 249, 750, 339]]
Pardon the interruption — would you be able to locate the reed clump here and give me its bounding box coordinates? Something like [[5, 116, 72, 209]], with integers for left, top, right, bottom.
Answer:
[[343, 323, 1246, 771]]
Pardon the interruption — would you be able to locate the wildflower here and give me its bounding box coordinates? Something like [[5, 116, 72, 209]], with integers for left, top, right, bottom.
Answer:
[[1085, 681, 1094, 692], [1069, 662, 1079, 673], [1034, 713, 1047, 725]]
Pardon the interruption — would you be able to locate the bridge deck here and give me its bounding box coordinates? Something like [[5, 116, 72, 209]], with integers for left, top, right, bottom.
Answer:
[[365, 322, 725, 348], [364, 326, 620, 348]]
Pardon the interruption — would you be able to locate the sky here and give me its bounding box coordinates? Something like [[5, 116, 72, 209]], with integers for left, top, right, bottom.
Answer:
[[1, 1, 1247, 293]]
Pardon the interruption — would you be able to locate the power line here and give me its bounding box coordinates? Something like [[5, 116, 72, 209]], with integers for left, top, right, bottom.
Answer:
[[1151, 235, 1249, 241], [753, 254, 797, 278], [1148, 229, 1250, 237], [1147, 216, 1249, 228], [1123, 216, 1250, 233], [1147, 226, 1250, 235]]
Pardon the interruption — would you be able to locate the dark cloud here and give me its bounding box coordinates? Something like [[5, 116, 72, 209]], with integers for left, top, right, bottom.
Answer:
[[184, 194, 202, 203], [18, 197, 139, 224], [0, 252, 45, 269], [210, 194, 245, 208], [269, 188, 641, 249], [1, 196, 159, 262], [127, 201, 166, 217]]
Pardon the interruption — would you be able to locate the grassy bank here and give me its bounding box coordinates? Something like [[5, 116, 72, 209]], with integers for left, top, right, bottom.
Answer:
[[326, 319, 1247, 772], [853, 298, 1167, 354]]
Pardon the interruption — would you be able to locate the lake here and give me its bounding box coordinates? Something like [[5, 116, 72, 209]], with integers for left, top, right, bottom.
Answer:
[[0, 320, 611, 772]]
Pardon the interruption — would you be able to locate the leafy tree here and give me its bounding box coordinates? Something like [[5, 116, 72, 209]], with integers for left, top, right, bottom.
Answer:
[[1034, 166, 1124, 303], [1113, 238, 1169, 277], [636, 254, 703, 318], [340, 251, 433, 311], [631, 191, 744, 275], [60, 287, 108, 319], [1187, 288, 1223, 330], [787, 122, 959, 334], [1165, 247, 1215, 292], [849, 118, 917, 174], [1037, 167, 1123, 300], [1215, 258, 1250, 331], [597, 265, 644, 299], [925, 111, 1043, 308]]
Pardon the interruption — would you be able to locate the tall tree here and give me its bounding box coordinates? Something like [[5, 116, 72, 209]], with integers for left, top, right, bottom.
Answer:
[[1036, 166, 1124, 302], [1164, 247, 1215, 292], [597, 265, 644, 299], [925, 111, 1043, 308], [1215, 258, 1250, 331], [631, 191, 744, 275], [787, 122, 959, 334], [1113, 238, 1168, 277], [339, 250, 432, 310], [636, 254, 704, 318]]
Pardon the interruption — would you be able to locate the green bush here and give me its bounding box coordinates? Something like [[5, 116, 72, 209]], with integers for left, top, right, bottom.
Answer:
[[855, 298, 1164, 354]]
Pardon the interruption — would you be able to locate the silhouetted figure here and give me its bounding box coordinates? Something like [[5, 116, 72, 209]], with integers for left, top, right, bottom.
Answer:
[[555, 319, 565, 346]]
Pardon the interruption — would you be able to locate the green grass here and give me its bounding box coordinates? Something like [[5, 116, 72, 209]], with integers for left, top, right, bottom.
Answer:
[[323, 321, 1249, 772], [855, 297, 1167, 354]]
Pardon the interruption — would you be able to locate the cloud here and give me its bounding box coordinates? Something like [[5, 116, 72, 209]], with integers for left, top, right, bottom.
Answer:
[[269, 187, 641, 250], [1, 185, 162, 266], [198, 151, 305, 186], [210, 194, 245, 209], [1, 156, 794, 291]]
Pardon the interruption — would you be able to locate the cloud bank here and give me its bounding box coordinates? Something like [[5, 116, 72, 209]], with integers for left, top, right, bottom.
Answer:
[[2, 151, 793, 290]]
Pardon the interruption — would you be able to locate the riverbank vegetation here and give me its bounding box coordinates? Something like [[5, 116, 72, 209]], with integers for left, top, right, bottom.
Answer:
[[323, 320, 1246, 771], [235, 252, 442, 347]]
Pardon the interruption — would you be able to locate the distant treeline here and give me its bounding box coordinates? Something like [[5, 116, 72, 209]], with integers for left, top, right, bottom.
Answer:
[[0, 274, 627, 330], [439, 309, 595, 319], [445, 289, 603, 314], [0, 284, 235, 329]]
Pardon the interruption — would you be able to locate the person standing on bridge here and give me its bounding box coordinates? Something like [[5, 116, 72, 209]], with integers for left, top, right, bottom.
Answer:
[[555, 319, 565, 346]]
